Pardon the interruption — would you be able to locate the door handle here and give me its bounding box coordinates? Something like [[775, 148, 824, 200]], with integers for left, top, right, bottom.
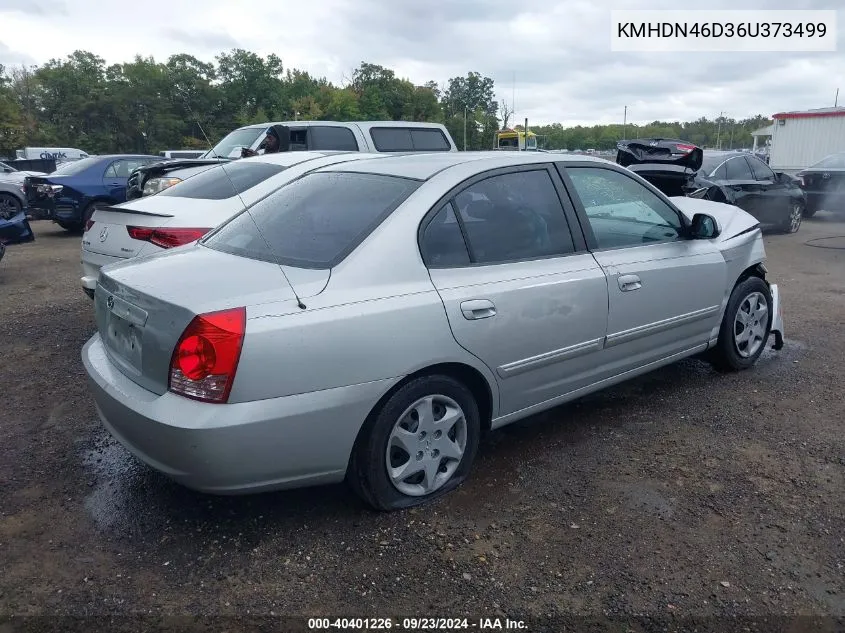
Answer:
[[618, 274, 642, 292], [460, 299, 496, 320]]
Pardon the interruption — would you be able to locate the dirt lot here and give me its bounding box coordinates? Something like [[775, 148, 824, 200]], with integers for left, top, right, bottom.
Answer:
[[1, 217, 843, 632]]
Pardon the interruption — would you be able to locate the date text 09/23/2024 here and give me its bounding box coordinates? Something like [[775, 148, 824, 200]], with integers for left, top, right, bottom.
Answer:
[[307, 617, 528, 630]]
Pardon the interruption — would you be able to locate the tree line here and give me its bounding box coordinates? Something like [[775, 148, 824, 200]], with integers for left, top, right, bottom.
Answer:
[[0, 49, 772, 156]]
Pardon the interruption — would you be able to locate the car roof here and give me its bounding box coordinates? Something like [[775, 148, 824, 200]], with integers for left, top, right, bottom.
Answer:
[[237, 120, 448, 131], [239, 150, 375, 166], [315, 150, 612, 181], [92, 154, 161, 160]]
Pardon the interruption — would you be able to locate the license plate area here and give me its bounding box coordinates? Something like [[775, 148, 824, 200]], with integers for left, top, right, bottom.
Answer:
[[106, 311, 143, 371]]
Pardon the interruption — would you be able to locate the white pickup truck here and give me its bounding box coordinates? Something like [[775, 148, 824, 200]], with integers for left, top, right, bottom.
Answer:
[[126, 120, 457, 199]]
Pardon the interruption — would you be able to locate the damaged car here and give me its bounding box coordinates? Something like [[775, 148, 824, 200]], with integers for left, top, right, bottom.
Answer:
[[0, 179, 35, 246], [795, 151, 845, 216], [617, 139, 805, 233], [83, 152, 784, 510]]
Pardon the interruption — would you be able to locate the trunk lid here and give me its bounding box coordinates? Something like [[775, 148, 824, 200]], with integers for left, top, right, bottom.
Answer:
[[83, 196, 237, 258], [95, 244, 329, 394], [616, 138, 704, 171]]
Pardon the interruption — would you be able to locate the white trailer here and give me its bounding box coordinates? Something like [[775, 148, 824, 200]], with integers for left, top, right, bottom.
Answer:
[[769, 107, 845, 174]]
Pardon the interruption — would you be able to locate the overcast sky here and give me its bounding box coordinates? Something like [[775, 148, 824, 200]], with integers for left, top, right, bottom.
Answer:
[[0, 0, 842, 126]]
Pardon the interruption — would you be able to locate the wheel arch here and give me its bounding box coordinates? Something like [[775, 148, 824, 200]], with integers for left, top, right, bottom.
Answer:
[[350, 361, 496, 464]]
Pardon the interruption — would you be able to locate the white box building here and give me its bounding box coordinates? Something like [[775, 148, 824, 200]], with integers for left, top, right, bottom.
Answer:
[[769, 107, 845, 173]]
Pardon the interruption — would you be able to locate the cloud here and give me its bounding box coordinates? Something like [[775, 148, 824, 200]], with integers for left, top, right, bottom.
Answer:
[[0, 0, 843, 125], [0, 0, 66, 15], [0, 41, 36, 67], [162, 28, 240, 52]]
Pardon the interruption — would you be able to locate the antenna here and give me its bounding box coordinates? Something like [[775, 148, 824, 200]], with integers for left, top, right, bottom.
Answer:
[[163, 64, 307, 309], [212, 160, 308, 310]]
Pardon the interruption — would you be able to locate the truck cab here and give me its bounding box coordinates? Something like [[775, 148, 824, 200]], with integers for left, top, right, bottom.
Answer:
[[127, 121, 457, 199]]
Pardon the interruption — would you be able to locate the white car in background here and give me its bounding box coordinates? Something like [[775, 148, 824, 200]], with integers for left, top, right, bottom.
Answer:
[[80, 151, 380, 298]]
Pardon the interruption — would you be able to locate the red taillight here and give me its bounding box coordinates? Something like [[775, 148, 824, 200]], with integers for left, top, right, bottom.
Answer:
[[169, 307, 246, 404], [127, 226, 210, 249], [85, 219, 95, 233], [675, 143, 698, 154]]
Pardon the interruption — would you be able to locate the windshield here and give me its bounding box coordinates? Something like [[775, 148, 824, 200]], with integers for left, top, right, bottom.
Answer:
[[52, 157, 100, 175], [208, 127, 267, 159], [203, 171, 420, 269], [809, 152, 845, 170]]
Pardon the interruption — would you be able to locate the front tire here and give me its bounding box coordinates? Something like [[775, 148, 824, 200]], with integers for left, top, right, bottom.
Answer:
[[780, 202, 803, 233], [708, 277, 773, 372], [348, 375, 481, 511]]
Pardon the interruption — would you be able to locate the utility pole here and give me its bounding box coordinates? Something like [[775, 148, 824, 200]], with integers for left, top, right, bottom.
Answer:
[[716, 111, 724, 150], [623, 105, 627, 140], [836, 88, 840, 107], [524, 117, 528, 151], [463, 105, 468, 151]]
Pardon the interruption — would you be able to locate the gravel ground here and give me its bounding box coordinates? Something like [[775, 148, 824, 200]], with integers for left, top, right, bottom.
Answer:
[[1, 216, 843, 632]]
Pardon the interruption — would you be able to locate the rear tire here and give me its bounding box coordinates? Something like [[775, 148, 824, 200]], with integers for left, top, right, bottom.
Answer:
[[803, 197, 819, 218], [78, 200, 110, 232], [0, 193, 22, 219], [348, 375, 481, 511], [708, 277, 773, 372]]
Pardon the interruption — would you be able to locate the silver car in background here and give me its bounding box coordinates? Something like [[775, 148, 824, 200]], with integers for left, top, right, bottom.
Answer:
[[82, 152, 785, 510]]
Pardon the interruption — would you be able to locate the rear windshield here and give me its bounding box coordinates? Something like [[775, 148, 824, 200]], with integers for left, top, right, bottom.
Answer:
[[809, 152, 845, 169], [158, 161, 286, 200], [370, 127, 451, 152], [203, 171, 420, 268], [52, 157, 100, 175]]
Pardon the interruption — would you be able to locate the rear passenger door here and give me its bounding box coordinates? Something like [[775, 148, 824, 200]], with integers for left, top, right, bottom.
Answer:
[[420, 165, 610, 417]]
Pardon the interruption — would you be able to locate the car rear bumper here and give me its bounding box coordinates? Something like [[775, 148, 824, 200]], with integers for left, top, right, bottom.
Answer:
[[82, 334, 395, 494], [770, 283, 785, 350], [804, 190, 845, 208], [81, 249, 125, 294]]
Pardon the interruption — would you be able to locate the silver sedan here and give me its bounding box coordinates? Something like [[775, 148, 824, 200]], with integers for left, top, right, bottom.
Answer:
[[82, 151, 785, 510]]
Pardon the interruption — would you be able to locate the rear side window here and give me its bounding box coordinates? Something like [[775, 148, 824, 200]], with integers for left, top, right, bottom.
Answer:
[[420, 204, 471, 267], [310, 126, 359, 151], [370, 127, 451, 152], [448, 169, 575, 264], [204, 172, 420, 269], [158, 161, 286, 200]]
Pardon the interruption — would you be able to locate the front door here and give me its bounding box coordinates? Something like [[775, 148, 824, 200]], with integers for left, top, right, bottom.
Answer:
[[419, 166, 610, 416], [561, 164, 727, 375]]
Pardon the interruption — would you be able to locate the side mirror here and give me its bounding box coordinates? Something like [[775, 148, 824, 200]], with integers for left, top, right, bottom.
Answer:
[[690, 213, 720, 239]]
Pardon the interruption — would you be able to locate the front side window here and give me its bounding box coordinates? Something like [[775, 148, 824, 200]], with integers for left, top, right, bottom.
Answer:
[[724, 157, 754, 181], [566, 167, 683, 249], [204, 171, 420, 268], [450, 169, 575, 264], [747, 156, 776, 181]]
